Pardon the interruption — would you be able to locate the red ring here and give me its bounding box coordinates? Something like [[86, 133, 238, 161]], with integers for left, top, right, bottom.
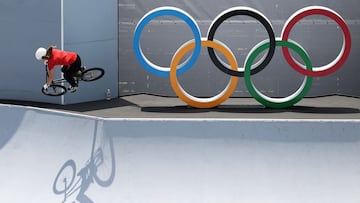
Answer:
[[281, 6, 351, 77]]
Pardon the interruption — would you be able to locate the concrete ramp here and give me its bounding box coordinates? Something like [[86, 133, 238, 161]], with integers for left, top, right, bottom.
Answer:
[[1, 104, 360, 203]]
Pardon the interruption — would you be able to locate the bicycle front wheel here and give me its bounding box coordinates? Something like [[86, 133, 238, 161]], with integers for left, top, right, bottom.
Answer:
[[53, 159, 76, 195], [81, 67, 105, 81], [42, 84, 67, 96]]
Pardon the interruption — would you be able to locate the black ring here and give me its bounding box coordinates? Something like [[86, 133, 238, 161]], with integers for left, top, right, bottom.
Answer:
[[207, 8, 276, 77]]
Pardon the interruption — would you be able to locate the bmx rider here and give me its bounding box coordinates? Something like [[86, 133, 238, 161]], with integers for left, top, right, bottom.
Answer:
[[35, 46, 82, 93]]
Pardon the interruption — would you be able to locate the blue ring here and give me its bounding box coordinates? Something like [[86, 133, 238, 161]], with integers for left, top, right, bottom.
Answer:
[[133, 7, 202, 77]]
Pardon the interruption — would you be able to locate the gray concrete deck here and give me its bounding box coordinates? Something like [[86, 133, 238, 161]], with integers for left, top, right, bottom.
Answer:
[[1, 94, 359, 119]]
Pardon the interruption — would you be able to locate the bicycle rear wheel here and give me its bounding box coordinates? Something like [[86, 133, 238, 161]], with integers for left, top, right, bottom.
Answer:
[[42, 84, 67, 96], [81, 67, 105, 81], [93, 121, 115, 187]]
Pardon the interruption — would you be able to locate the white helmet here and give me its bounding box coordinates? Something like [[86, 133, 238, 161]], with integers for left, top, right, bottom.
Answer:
[[35, 47, 46, 60]]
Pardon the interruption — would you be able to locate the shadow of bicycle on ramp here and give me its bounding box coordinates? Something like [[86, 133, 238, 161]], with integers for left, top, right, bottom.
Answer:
[[52, 120, 116, 203]]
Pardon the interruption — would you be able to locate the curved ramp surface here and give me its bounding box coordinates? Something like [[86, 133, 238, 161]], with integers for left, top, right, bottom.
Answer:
[[1, 104, 360, 203]]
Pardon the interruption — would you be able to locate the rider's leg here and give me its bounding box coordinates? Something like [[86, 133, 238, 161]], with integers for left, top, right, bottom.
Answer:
[[63, 67, 77, 87], [64, 55, 82, 90]]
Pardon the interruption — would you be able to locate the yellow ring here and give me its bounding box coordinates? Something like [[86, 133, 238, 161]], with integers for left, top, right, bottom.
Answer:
[[170, 39, 239, 108]]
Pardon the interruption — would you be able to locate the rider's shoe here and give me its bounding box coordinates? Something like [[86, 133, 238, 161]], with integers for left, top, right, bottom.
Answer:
[[68, 85, 78, 93], [75, 70, 82, 77]]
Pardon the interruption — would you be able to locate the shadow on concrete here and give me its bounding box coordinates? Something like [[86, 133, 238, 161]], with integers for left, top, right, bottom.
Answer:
[[1, 95, 359, 118], [0, 97, 137, 112], [141, 105, 360, 114], [52, 120, 116, 203]]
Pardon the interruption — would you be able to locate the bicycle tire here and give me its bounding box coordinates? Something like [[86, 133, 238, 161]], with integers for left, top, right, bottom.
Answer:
[[42, 84, 67, 96], [53, 159, 76, 195], [81, 67, 105, 82], [93, 122, 115, 187]]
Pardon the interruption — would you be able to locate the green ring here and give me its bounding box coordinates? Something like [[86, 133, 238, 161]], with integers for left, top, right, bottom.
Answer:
[[244, 40, 313, 108]]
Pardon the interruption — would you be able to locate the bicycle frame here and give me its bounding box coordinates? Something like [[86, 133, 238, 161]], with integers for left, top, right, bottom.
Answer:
[[45, 65, 81, 85]]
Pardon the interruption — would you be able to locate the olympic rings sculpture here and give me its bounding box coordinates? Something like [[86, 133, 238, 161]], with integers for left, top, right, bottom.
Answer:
[[133, 6, 351, 109]]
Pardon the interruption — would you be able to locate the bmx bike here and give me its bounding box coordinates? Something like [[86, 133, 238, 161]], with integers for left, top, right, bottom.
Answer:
[[42, 65, 105, 96]]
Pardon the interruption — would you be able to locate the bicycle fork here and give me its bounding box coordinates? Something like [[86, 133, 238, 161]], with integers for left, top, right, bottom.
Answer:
[[62, 178, 68, 203]]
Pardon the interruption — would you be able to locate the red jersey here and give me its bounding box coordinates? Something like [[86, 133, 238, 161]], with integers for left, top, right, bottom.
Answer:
[[47, 49, 77, 70]]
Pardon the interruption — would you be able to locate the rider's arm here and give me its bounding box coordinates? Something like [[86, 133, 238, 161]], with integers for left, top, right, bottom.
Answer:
[[46, 68, 55, 85]]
